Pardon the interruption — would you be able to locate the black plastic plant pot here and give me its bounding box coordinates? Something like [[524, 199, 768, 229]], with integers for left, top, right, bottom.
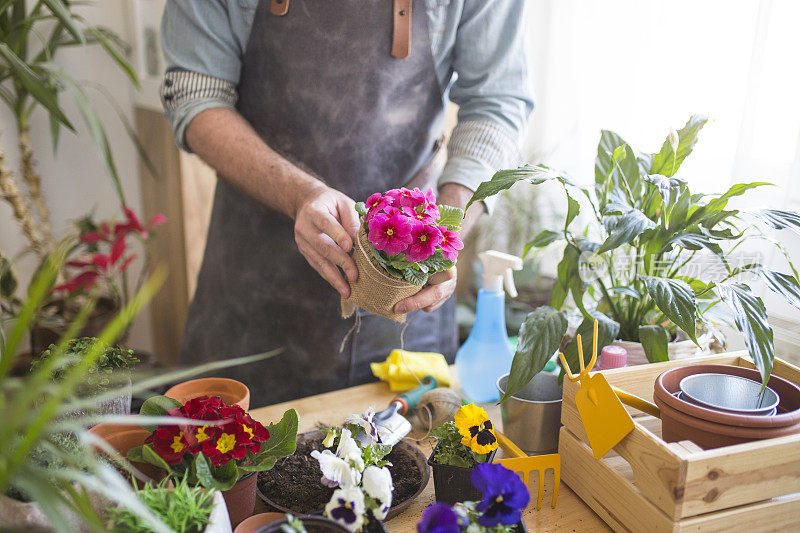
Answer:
[[255, 516, 387, 533], [514, 520, 528, 533], [427, 444, 498, 505]]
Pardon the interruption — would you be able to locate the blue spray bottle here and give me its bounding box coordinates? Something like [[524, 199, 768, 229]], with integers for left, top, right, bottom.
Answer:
[[456, 250, 523, 402]]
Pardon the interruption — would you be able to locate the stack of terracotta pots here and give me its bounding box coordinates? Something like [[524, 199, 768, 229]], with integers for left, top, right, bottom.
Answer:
[[653, 364, 800, 449]]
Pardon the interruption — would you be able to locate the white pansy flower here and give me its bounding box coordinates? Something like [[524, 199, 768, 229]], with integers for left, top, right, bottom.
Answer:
[[311, 449, 361, 488], [345, 406, 380, 445], [325, 486, 366, 532], [362, 466, 393, 519], [336, 428, 365, 471]]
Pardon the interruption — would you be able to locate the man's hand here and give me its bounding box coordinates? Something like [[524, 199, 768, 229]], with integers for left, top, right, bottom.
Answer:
[[294, 186, 361, 298], [394, 183, 484, 314]]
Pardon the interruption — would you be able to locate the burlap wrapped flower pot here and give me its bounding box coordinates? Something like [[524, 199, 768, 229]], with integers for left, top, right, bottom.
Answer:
[[341, 229, 422, 322]]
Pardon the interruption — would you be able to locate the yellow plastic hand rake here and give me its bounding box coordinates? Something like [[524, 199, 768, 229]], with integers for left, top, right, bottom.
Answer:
[[494, 430, 560, 510], [558, 320, 635, 459]]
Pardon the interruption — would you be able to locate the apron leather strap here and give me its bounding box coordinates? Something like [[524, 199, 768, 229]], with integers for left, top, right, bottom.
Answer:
[[270, 0, 290, 16], [392, 0, 413, 59]]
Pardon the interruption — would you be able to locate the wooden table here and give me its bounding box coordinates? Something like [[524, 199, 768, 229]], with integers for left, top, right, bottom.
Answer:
[[250, 380, 610, 532]]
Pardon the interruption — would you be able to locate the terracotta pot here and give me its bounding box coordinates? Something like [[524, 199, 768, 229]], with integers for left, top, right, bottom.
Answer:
[[652, 364, 800, 449], [654, 364, 800, 428], [87, 417, 163, 485], [165, 377, 250, 410], [30, 296, 124, 355], [223, 472, 258, 528], [234, 512, 285, 533], [612, 332, 720, 366]]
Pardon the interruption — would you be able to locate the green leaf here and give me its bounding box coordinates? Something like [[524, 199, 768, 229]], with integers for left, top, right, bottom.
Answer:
[[193, 453, 238, 491], [355, 202, 367, 216], [716, 283, 774, 388], [84, 24, 137, 85], [648, 115, 708, 177], [500, 306, 568, 403], [640, 276, 698, 343], [0, 44, 74, 130], [238, 455, 277, 473], [698, 182, 772, 220], [549, 280, 568, 309], [564, 189, 580, 231], [42, 0, 85, 44], [595, 130, 627, 185], [596, 207, 656, 254], [251, 408, 298, 469], [403, 267, 428, 286], [560, 312, 620, 382], [436, 204, 464, 228], [139, 395, 182, 431], [127, 443, 172, 473], [524, 230, 561, 254], [616, 144, 642, 197], [748, 209, 800, 237], [756, 268, 800, 313], [638, 325, 669, 363], [466, 165, 570, 209], [0, 253, 18, 298], [418, 250, 454, 273]]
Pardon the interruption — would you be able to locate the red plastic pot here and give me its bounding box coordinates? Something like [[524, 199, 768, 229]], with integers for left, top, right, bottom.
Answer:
[[223, 472, 258, 528], [165, 377, 250, 410]]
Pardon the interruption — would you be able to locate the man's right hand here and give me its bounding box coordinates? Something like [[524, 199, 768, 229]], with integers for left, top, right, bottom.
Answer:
[[293, 185, 361, 298]]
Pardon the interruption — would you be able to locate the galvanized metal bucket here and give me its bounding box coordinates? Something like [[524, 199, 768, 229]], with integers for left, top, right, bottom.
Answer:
[[497, 372, 563, 454]]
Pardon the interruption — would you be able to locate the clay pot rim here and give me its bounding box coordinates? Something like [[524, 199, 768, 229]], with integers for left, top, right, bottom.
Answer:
[[233, 512, 287, 533], [654, 364, 800, 428], [654, 395, 800, 440], [164, 377, 250, 409], [256, 430, 430, 521]]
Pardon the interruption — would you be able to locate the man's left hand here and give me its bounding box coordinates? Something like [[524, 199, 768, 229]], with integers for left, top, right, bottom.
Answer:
[[394, 183, 484, 314]]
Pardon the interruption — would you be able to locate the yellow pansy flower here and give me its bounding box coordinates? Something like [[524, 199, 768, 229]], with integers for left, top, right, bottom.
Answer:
[[454, 403, 498, 454]]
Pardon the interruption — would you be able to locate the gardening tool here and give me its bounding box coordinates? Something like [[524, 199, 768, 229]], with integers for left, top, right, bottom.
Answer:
[[559, 320, 635, 459], [494, 430, 561, 510], [367, 375, 438, 446]]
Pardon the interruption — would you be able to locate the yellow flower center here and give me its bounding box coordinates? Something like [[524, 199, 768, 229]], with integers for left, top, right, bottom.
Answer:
[[170, 435, 184, 454], [216, 433, 237, 454], [242, 424, 254, 439], [496, 495, 504, 503], [196, 426, 211, 443], [420, 235, 427, 242], [386, 228, 394, 236]]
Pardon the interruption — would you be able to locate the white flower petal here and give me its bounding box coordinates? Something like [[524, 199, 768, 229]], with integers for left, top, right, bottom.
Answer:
[[325, 487, 366, 532], [362, 465, 393, 518], [311, 449, 361, 488]]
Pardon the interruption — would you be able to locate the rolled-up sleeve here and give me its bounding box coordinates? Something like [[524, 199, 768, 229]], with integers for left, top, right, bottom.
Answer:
[[437, 0, 534, 212], [160, 0, 244, 151]]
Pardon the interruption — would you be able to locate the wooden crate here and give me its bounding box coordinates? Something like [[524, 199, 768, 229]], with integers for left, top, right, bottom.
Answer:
[[558, 351, 800, 532]]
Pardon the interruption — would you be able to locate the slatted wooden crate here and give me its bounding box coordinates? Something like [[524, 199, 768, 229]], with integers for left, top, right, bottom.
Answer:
[[558, 351, 800, 532]]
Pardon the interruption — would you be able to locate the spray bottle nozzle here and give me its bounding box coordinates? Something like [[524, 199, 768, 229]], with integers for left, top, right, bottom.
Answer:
[[478, 250, 523, 297]]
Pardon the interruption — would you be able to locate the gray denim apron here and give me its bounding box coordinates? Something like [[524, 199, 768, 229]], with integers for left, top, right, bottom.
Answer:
[[180, 0, 457, 406]]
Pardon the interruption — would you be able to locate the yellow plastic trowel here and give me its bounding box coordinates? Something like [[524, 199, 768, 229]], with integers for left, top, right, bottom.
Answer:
[[558, 321, 635, 459]]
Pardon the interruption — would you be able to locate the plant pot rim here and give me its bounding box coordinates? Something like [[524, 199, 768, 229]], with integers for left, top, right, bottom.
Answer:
[[497, 373, 563, 405], [427, 442, 499, 468], [256, 430, 429, 521], [165, 377, 250, 409], [254, 515, 352, 533]]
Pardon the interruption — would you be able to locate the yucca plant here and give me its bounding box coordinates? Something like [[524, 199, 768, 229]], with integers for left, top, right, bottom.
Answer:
[[467, 115, 800, 399], [0, 0, 154, 256], [0, 245, 280, 532]]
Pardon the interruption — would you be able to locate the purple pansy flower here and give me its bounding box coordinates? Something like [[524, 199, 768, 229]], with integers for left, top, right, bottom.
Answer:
[[368, 211, 414, 256], [438, 226, 464, 261], [406, 224, 443, 262], [417, 502, 461, 533], [471, 463, 530, 527]]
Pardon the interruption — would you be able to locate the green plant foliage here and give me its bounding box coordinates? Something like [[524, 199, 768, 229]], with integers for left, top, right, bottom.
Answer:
[[107, 476, 215, 533], [469, 114, 800, 388], [429, 422, 489, 468]]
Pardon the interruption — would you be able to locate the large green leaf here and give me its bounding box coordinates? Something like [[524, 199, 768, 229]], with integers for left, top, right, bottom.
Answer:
[[757, 268, 800, 312], [615, 144, 642, 197], [139, 395, 182, 431], [748, 209, 800, 237], [596, 207, 656, 254], [466, 165, 569, 209], [193, 452, 238, 491], [595, 129, 627, 185], [250, 408, 298, 468], [560, 312, 619, 383], [500, 306, 568, 403], [523, 230, 561, 256], [0, 44, 73, 129], [638, 325, 669, 363], [648, 115, 708, 177], [716, 283, 774, 387], [436, 204, 464, 228], [640, 276, 698, 343], [564, 189, 580, 231]]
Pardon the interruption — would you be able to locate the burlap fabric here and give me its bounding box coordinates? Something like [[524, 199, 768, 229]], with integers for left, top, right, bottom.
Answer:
[[341, 228, 422, 322]]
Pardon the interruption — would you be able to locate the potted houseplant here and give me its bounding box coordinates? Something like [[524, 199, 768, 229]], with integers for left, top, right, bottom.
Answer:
[[417, 463, 530, 533], [427, 404, 499, 504], [32, 336, 138, 417], [128, 395, 299, 527], [257, 409, 428, 522], [466, 115, 800, 396], [342, 187, 464, 322], [107, 475, 233, 533]]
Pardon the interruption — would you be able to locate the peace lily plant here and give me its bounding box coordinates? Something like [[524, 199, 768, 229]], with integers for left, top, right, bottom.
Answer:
[[466, 115, 800, 399], [314, 408, 395, 532]]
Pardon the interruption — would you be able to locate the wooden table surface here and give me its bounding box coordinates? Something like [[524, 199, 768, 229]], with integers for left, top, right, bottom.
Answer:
[[249, 380, 610, 532]]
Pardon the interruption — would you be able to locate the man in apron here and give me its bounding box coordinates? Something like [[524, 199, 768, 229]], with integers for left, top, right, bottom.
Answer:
[[160, 0, 533, 405]]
